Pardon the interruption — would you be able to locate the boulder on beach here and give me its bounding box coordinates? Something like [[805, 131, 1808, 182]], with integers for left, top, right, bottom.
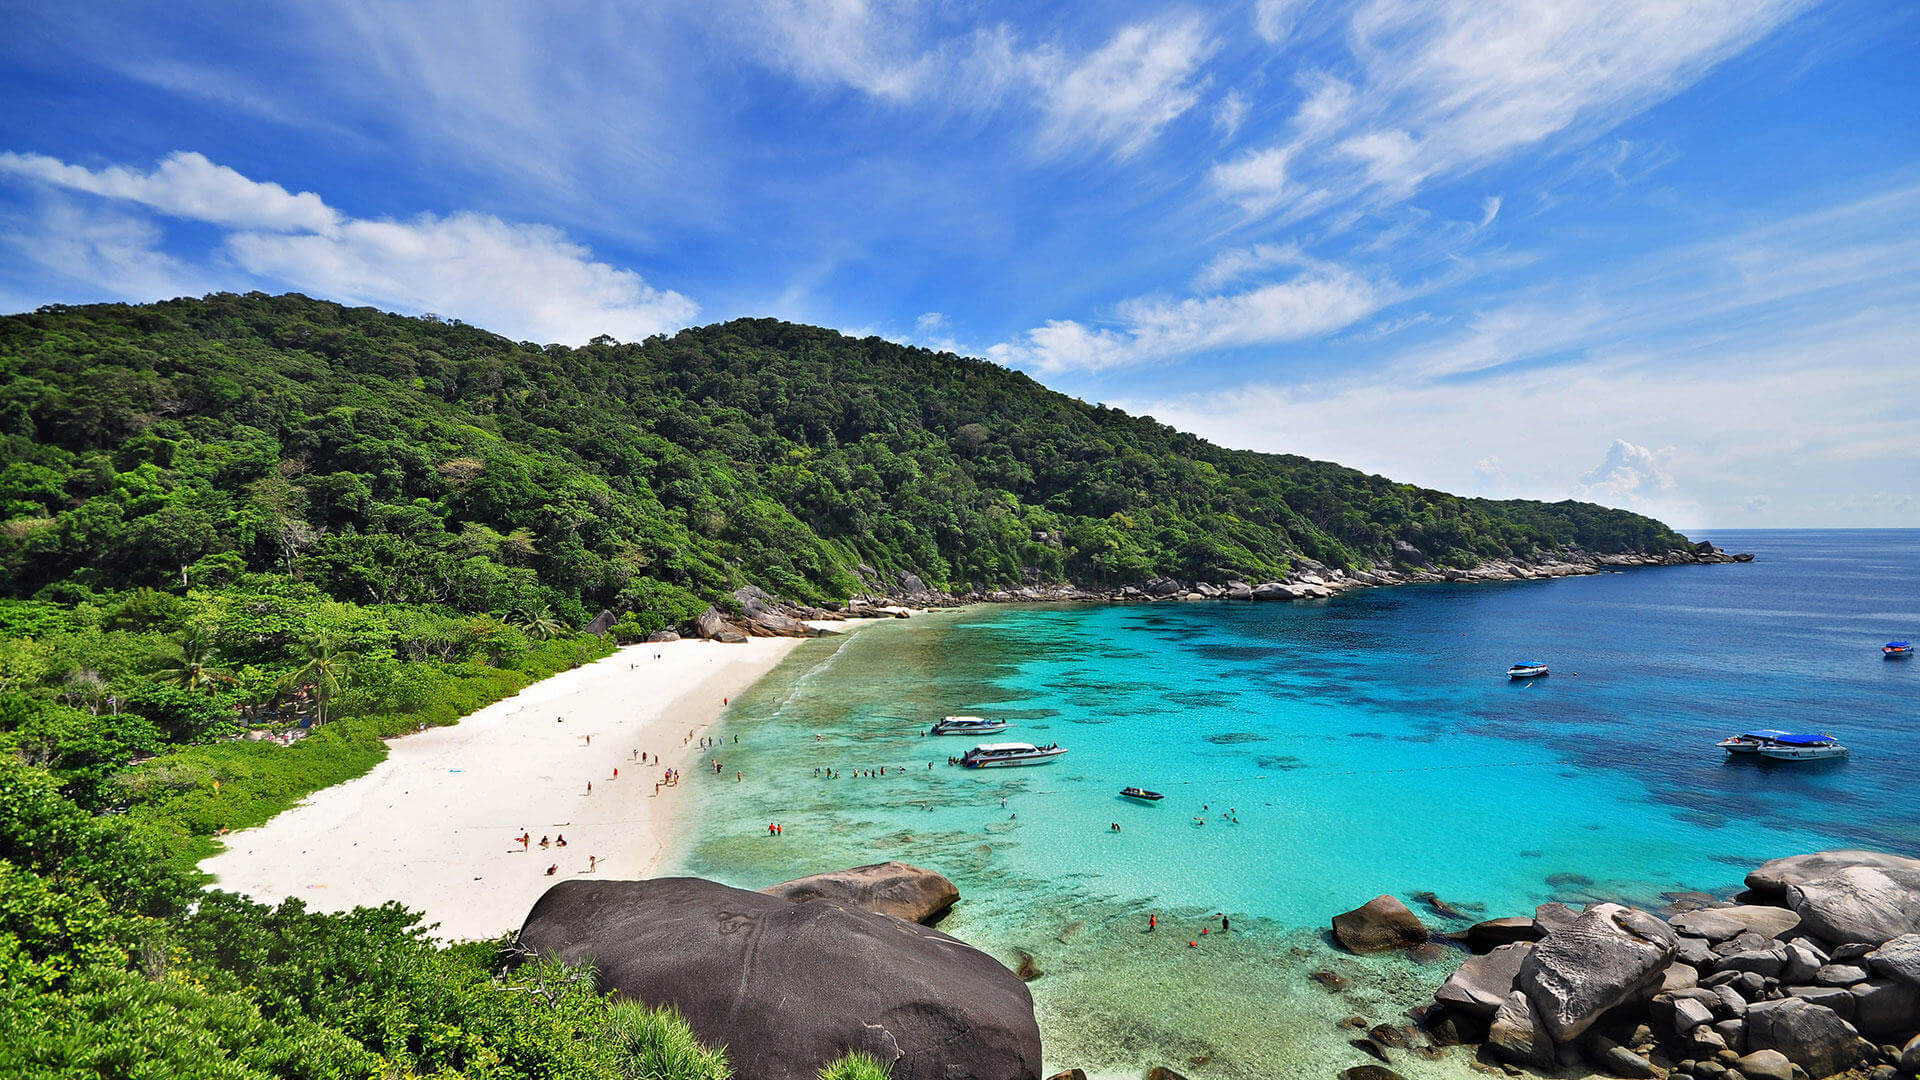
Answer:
[[518, 878, 1042, 1080], [1467, 916, 1543, 953], [1744, 997, 1862, 1078], [1746, 850, 1920, 899], [1516, 903, 1677, 1042], [1784, 864, 1920, 946], [760, 861, 960, 925], [1436, 942, 1533, 1018], [1669, 905, 1802, 943], [1332, 895, 1429, 953], [1866, 933, 1920, 986], [1488, 989, 1556, 1068]]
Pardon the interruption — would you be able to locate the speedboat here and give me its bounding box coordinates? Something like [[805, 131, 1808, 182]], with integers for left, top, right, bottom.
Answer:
[[929, 715, 1008, 736], [1120, 787, 1165, 802], [1717, 730, 1796, 754], [1755, 733, 1848, 761], [1508, 662, 1550, 679], [1886, 641, 1913, 657], [958, 742, 1067, 768]]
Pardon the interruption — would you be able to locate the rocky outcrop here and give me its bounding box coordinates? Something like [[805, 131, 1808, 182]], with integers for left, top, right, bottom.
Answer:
[[1466, 916, 1542, 952], [1332, 895, 1429, 953], [760, 862, 960, 925], [1517, 903, 1677, 1042], [1783, 864, 1920, 946], [1419, 849, 1920, 1080], [518, 877, 1042, 1080]]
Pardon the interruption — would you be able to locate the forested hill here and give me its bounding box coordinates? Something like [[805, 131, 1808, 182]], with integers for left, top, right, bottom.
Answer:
[[0, 292, 1688, 625]]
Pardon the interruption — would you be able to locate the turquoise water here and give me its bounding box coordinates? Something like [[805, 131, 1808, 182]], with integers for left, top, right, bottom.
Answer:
[[668, 530, 1919, 1079]]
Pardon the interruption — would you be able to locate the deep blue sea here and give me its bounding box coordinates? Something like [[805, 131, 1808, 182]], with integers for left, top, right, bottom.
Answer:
[[669, 530, 1919, 1079]]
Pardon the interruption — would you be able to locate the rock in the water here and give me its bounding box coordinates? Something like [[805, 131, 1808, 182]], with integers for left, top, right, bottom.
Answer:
[[518, 877, 1042, 1080], [1046, 1071, 1087, 1080], [1747, 851, 1920, 900], [1786, 866, 1920, 947], [1672, 906, 1804, 943], [1594, 1040, 1663, 1079], [1535, 901, 1582, 936], [1744, 997, 1863, 1078], [1311, 968, 1351, 992], [1865, 933, 1920, 987], [1333, 895, 1429, 953], [1518, 903, 1679, 1042], [1342, 1068, 1405, 1080], [1733, 1049, 1795, 1080], [1469, 917, 1544, 952], [760, 861, 960, 924], [1439, 943, 1535, 1018], [1489, 990, 1556, 1068]]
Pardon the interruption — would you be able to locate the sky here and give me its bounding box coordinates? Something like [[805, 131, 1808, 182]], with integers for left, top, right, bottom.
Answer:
[[1, 1, 1917, 530]]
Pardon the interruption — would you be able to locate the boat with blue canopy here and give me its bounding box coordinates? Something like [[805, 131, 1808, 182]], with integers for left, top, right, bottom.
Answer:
[[1507, 661, 1549, 679], [1717, 729, 1796, 754], [1886, 641, 1913, 657], [1718, 730, 1847, 760]]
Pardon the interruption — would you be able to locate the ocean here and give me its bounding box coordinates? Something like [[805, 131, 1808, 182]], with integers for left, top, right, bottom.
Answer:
[[666, 530, 1919, 1079]]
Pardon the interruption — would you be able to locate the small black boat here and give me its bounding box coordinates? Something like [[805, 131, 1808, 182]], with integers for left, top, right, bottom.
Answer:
[[1120, 787, 1164, 802]]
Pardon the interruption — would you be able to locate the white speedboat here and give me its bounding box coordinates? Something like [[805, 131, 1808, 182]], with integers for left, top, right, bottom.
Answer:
[[929, 715, 1008, 736], [1508, 662, 1549, 679], [959, 742, 1067, 768], [1755, 733, 1848, 761], [1717, 729, 1796, 754]]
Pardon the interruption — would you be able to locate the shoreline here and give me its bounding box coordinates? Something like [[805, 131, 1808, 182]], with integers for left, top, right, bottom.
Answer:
[[198, 622, 886, 941]]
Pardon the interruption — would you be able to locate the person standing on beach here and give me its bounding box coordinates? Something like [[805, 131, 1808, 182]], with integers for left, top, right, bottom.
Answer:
[[589, 855, 597, 872]]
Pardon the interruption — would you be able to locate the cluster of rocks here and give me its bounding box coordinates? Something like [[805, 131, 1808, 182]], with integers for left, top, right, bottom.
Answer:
[[518, 862, 1043, 1080], [1377, 850, 1920, 1080]]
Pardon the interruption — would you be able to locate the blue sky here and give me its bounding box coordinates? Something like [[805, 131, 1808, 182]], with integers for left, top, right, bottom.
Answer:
[[2, 0, 1917, 529]]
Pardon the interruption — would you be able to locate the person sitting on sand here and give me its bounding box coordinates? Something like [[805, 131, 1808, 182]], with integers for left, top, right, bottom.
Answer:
[[546, 864, 558, 876], [540, 835, 550, 849], [555, 834, 567, 847]]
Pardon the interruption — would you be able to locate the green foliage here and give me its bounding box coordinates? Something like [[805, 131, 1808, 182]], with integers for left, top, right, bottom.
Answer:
[[818, 1051, 894, 1080], [604, 1001, 733, 1080]]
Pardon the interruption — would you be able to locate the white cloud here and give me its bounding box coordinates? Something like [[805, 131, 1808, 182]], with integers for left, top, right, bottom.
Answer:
[[1253, 0, 1309, 45], [0, 151, 339, 233], [1574, 439, 1677, 501], [1214, 90, 1250, 139], [1222, 0, 1811, 217], [990, 262, 1391, 373], [1478, 195, 1503, 228], [1032, 15, 1217, 158], [1193, 243, 1313, 291], [1211, 147, 1297, 213], [914, 311, 948, 333], [0, 151, 696, 344]]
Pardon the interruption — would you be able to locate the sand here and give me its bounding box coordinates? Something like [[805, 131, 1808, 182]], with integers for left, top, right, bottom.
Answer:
[[199, 629, 863, 940]]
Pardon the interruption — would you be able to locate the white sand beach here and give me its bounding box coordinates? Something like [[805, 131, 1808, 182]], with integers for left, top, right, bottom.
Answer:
[[200, 629, 863, 940]]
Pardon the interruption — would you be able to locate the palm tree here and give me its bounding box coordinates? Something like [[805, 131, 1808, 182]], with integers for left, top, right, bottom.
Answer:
[[156, 627, 232, 693], [280, 632, 359, 725], [517, 606, 566, 641]]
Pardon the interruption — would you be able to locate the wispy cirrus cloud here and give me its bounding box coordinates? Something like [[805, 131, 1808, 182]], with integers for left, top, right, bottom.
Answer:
[[0, 151, 696, 343]]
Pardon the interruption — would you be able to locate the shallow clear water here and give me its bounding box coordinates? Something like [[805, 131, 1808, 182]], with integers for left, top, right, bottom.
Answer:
[[668, 530, 1919, 1079]]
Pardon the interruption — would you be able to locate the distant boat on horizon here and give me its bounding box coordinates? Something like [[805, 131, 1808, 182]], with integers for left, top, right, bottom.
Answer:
[[1508, 662, 1550, 679], [1886, 641, 1913, 657], [1120, 786, 1164, 802]]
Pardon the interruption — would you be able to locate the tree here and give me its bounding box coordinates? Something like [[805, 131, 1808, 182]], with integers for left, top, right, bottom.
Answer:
[[154, 627, 232, 693], [279, 632, 359, 725], [517, 606, 567, 641]]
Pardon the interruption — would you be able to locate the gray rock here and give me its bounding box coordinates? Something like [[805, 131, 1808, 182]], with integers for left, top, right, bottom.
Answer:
[[1596, 1041, 1664, 1078], [1678, 997, 1719, 1032], [1715, 1018, 1748, 1054], [1786, 986, 1857, 1019], [1437, 942, 1535, 1018], [1666, 963, 1703, 992], [646, 629, 681, 642], [1332, 895, 1429, 953], [1681, 936, 1719, 966], [1783, 942, 1825, 985], [1674, 907, 1804, 943], [1714, 985, 1750, 1017], [1733, 971, 1768, 999], [517, 877, 1043, 1080], [1745, 997, 1863, 1078], [1814, 963, 1869, 986], [1251, 582, 1302, 601], [1901, 1032, 1920, 1074], [1849, 978, 1920, 1038], [1468, 917, 1544, 952], [1865, 933, 1920, 987], [1786, 866, 1920, 947], [760, 861, 960, 925], [1747, 851, 1920, 900], [1733, 1049, 1795, 1080], [1718, 949, 1788, 979], [1489, 990, 1556, 1068], [1224, 583, 1253, 601], [1830, 942, 1874, 962], [1518, 903, 1679, 1042], [1536, 901, 1582, 936]]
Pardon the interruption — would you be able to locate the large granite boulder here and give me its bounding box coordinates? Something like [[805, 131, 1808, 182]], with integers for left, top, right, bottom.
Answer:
[[1747, 850, 1920, 900], [1670, 905, 1802, 943], [1784, 865, 1920, 946], [1436, 942, 1533, 1018], [1866, 933, 1920, 987], [1848, 978, 1919, 1037], [1488, 990, 1555, 1068], [518, 878, 1042, 1080], [761, 862, 960, 925], [1744, 997, 1862, 1078], [1516, 903, 1678, 1042], [1466, 916, 1543, 953], [1332, 895, 1429, 953]]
